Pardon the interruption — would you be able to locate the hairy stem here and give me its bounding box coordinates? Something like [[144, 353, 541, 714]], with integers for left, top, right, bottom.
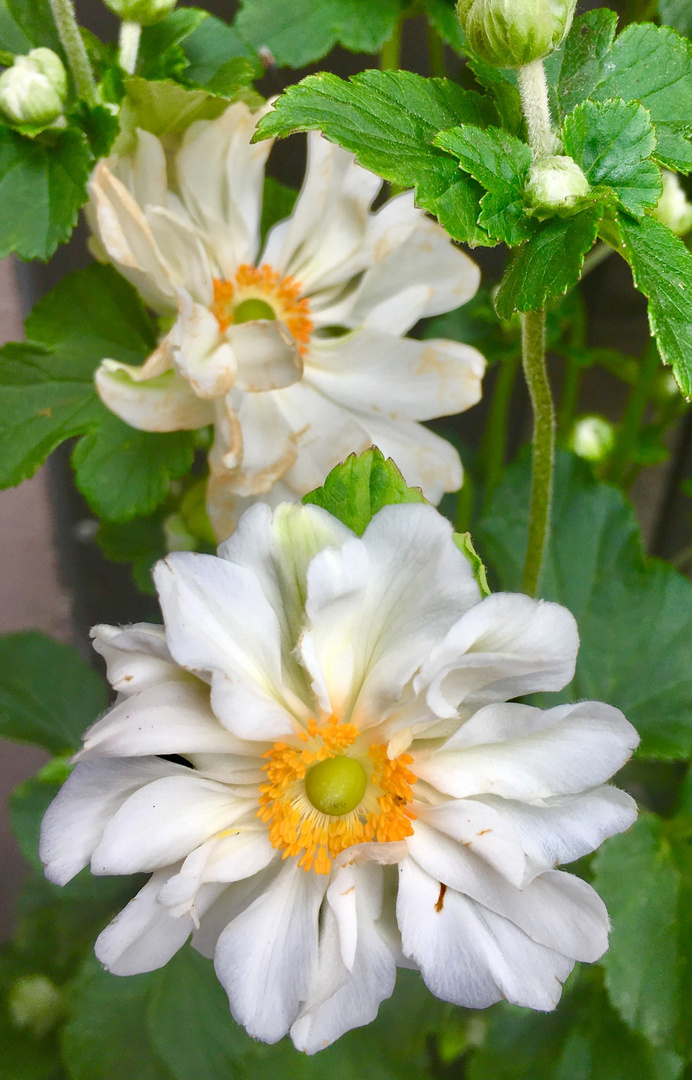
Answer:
[[49, 0, 97, 105], [480, 354, 520, 501], [521, 309, 555, 597], [119, 20, 142, 75], [606, 342, 661, 487], [516, 59, 555, 159]]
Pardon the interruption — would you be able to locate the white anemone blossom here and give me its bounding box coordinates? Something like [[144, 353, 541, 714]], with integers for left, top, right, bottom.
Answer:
[[40, 500, 638, 1052], [87, 101, 485, 539]]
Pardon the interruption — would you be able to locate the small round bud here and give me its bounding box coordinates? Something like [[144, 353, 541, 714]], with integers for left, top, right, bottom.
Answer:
[[568, 415, 615, 463], [0, 48, 67, 128], [9, 975, 63, 1038], [103, 0, 177, 27], [654, 170, 692, 237], [525, 155, 590, 217], [456, 0, 577, 68]]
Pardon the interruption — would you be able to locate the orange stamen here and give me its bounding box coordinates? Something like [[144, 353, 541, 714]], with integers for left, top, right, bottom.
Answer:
[[211, 263, 313, 354]]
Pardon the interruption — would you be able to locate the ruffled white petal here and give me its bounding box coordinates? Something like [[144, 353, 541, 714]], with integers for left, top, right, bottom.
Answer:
[[214, 861, 327, 1043], [95, 359, 215, 431], [227, 319, 303, 392], [153, 552, 310, 739], [223, 390, 298, 496], [146, 207, 214, 306], [413, 701, 639, 801], [112, 127, 168, 215], [418, 593, 581, 718], [90, 622, 182, 696], [171, 292, 237, 399], [158, 830, 277, 919]]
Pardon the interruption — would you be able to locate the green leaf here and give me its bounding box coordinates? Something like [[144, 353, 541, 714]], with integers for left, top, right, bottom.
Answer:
[[97, 515, 166, 595], [234, 0, 404, 68], [0, 126, 93, 261], [495, 207, 601, 320], [435, 124, 533, 245], [303, 448, 425, 536], [138, 6, 208, 78], [423, 0, 466, 54], [476, 451, 692, 760], [0, 0, 31, 54], [181, 14, 262, 87], [256, 70, 497, 244], [556, 10, 618, 120], [562, 99, 661, 218], [616, 212, 692, 398], [0, 633, 107, 754], [260, 176, 298, 246], [115, 77, 233, 152], [62, 958, 173, 1080], [593, 815, 680, 1049], [4, 0, 61, 53], [70, 103, 120, 159], [660, 0, 692, 37], [455, 531, 491, 596], [72, 414, 195, 524]]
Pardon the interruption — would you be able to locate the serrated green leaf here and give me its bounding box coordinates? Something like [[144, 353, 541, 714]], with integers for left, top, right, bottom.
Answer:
[[260, 175, 298, 246], [181, 13, 262, 87], [70, 102, 120, 159], [235, 0, 404, 68], [557, 10, 618, 120], [495, 207, 601, 320], [0, 0, 31, 54], [423, 0, 466, 53], [256, 70, 497, 244], [435, 124, 533, 245], [72, 414, 195, 524], [0, 633, 107, 754], [138, 6, 208, 78], [5, 0, 61, 53], [303, 448, 425, 536], [0, 126, 92, 261], [593, 815, 679, 1048], [477, 451, 692, 760], [97, 515, 166, 595], [660, 0, 692, 37], [562, 99, 661, 218], [616, 212, 692, 398]]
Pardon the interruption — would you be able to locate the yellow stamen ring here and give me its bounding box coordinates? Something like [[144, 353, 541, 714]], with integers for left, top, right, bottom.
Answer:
[[211, 264, 314, 355], [257, 716, 417, 875]]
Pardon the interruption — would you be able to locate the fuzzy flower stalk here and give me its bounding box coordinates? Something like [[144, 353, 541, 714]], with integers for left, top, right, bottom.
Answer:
[[87, 101, 485, 540], [40, 486, 638, 1052]]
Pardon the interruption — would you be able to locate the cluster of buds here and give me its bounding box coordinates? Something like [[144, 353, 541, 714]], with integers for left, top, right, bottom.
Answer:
[[456, 0, 578, 69], [103, 0, 177, 26], [0, 48, 66, 129]]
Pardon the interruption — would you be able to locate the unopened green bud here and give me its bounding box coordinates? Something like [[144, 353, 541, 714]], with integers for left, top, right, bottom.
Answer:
[[104, 0, 177, 26], [456, 0, 577, 68], [0, 48, 67, 128], [9, 975, 63, 1038], [654, 170, 692, 237], [525, 155, 590, 216], [568, 415, 615, 463]]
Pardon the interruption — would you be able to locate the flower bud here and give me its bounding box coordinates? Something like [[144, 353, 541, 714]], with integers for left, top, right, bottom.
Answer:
[[568, 415, 615, 463], [654, 170, 692, 237], [0, 48, 67, 128], [525, 155, 590, 217], [456, 0, 577, 68], [9, 975, 63, 1038], [103, 0, 177, 26]]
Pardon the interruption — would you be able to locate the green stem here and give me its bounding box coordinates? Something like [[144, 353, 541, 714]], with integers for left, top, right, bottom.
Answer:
[[456, 469, 473, 534], [557, 357, 581, 439], [119, 20, 141, 75], [380, 13, 403, 70], [49, 0, 97, 105], [516, 59, 555, 160], [427, 21, 446, 78], [521, 309, 555, 597], [480, 355, 520, 500], [606, 342, 661, 486]]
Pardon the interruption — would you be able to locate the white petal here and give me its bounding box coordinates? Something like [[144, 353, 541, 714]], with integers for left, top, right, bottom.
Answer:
[[112, 127, 168, 214], [159, 830, 277, 919], [345, 214, 481, 332], [228, 319, 303, 392], [153, 552, 308, 739], [95, 868, 194, 975], [205, 478, 294, 546], [88, 162, 176, 311], [397, 857, 575, 1011], [263, 132, 381, 292], [291, 863, 397, 1054], [407, 822, 609, 961], [225, 390, 298, 496], [413, 701, 639, 801], [78, 680, 248, 759], [90, 622, 181, 696], [39, 757, 184, 886], [176, 101, 272, 272], [95, 359, 215, 431], [363, 414, 464, 504], [306, 329, 485, 421], [301, 504, 479, 726], [416, 799, 527, 887], [418, 593, 581, 719], [477, 787, 638, 881], [146, 207, 214, 306], [171, 292, 236, 399], [214, 861, 327, 1043], [91, 773, 243, 875]]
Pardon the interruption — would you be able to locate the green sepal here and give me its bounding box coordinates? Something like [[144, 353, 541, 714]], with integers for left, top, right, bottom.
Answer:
[[454, 531, 491, 596]]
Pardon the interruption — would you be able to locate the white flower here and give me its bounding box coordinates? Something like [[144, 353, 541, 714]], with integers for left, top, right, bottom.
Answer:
[[88, 102, 486, 539], [40, 500, 638, 1052]]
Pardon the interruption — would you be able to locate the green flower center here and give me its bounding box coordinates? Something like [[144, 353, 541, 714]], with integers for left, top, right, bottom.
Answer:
[[233, 298, 276, 323], [305, 755, 368, 817]]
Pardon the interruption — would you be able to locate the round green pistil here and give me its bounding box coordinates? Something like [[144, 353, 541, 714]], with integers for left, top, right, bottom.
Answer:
[[233, 298, 276, 323], [305, 755, 368, 817]]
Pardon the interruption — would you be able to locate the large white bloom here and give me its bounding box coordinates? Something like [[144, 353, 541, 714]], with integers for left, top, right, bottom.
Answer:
[[88, 102, 485, 539], [40, 500, 638, 1052]]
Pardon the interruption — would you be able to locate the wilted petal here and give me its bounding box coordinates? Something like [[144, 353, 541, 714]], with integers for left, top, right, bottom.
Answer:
[[95, 359, 215, 431], [228, 319, 303, 392]]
